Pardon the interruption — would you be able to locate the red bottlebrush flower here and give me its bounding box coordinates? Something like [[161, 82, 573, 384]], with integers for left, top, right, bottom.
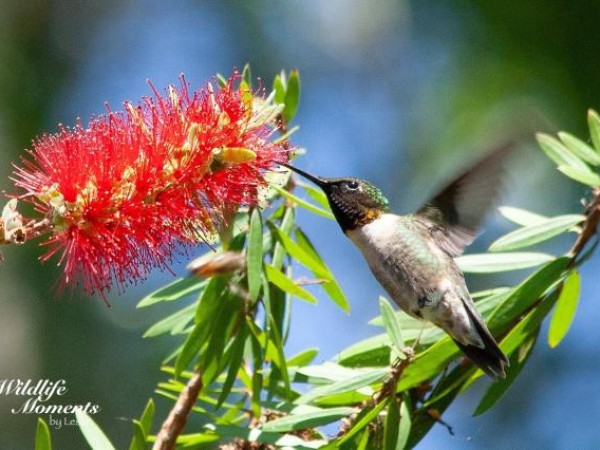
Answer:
[[12, 73, 289, 298]]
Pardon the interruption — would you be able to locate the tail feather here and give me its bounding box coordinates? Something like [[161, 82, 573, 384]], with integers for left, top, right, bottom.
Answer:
[[453, 338, 508, 379], [457, 296, 509, 380]]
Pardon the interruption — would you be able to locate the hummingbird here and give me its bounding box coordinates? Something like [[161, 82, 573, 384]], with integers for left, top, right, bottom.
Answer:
[[280, 149, 510, 379]]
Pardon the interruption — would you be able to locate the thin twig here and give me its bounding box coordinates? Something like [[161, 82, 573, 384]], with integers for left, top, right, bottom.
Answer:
[[152, 370, 204, 450], [569, 187, 600, 259]]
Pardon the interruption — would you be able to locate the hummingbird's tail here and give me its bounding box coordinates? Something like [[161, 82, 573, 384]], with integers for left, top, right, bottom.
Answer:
[[453, 338, 508, 380], [454, 297, 509, 379]]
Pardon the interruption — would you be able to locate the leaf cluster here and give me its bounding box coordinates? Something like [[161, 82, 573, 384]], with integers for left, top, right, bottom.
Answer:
[[34, 73, 600, 450]]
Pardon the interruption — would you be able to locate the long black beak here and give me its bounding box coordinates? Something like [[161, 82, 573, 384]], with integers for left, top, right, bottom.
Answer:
[[279, 162, 327, 187]]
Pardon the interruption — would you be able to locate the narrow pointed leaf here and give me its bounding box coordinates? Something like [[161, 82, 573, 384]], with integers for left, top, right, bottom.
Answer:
[[247, 209, 263, 301], [287, 348, 319, 367], [128, 398, 155, 450], [195, 424, 326, 448], [559, 132, 600, 165], [283, 70, 300, 123], [295, 368, 389, 404], [271, 207, 295, 270], [548, 270, 581, 348], [334, 400, 388, 446], [265, 264, 317, 303], [35, 418, 51, 450], [474, 332, 537, 416], [455, 252, 555, 273], [142, 303, 196, 338], [498, 206, 548, 226], [273, 73, 286, 105], [500, 291, 559, 357], [216, 322, 248, 409], [588, 109, 600, 153], [558, 165, 600, 186], [397, 397, 411, 450], [384, 397, 400, 450], [75, 410, 116, 450], [302, 184, 331, 210], [137, 277, 205, 307], [241, 63, 252, 89], [294, 228, 350, 312], [261, 406, 355, 432], [175, 278, 225, 374], [536, 133, 589, 170], [271, 225, 327, 277], [139, 398, 155, 433], [489, 214, 584, 252], [379, 296, 404, 352], [128, 422, 146, 450], [488, 257, 569, 333], [273, 186, 334, 219]]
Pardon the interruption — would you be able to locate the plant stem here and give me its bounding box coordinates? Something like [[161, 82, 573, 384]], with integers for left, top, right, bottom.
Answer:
[[152, 370, 203, 450]]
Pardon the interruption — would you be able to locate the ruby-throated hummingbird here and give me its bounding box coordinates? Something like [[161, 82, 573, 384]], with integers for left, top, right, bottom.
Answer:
[[280, 149, 510, 379]]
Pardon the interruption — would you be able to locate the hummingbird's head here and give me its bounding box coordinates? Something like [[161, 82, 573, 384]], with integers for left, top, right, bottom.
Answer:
[[280, 163, 390, 232]]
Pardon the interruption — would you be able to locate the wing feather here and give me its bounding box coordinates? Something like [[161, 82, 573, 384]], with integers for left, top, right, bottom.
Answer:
[[416, 143, 513, 256]]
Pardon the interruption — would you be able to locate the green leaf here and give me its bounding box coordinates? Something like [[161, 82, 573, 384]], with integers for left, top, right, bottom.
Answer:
[[302, 184, 331, 210], [247, 209, 263, 301], [384, 396, 411, 450], [175, 278, 226, 375], [455, 252, 555, 273], [192, 423, 326, 449], [137, 277, 205, 307], [489, 214, 584, 252], [336, 333, 392, 367], [75, 410, 116, 450], [271, 207, 295, 270], [273, 72, 286, 105], [500, 290, 559, 358], [142, 303, 196, 338], [397, 397, 411, 450], [283, 69, 300, 123], [473, 332, 537, 416], [265, 264, 317, 304], [295, 368, 389, 405], [333, 401, 388, 446], [379, 296, 404, 353], [271, 225, 327, 277], [216, 73, 228, 88], [295, 228, 350, 312], [35, 418, 51, 450], [395, 338, 460, 391], [261, 406, 355, 433], [558, 165, 600, 186], [129, 399, 154, 450], [241, 63, 252, 89], [498, 206, 548, 226], [548, 270, 581, 348], [488, 257, 569, 334], [138, 399, 155, 435], [384, 397, 400, 450], [588, 109, 600, 153], [272, 185, 335, 220], [216, 322, 248, 409], [128, 422, 146, 450], [287, 348, 319, 367], [536, 133, 589, 171], [558, 132, 600, 165]]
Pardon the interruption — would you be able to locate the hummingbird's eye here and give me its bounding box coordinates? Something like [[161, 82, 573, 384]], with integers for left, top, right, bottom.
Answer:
[[346, 180, 360, 190]]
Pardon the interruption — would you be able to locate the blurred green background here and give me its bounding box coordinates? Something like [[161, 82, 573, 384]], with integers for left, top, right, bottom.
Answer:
[[1, 1, 599, 448]]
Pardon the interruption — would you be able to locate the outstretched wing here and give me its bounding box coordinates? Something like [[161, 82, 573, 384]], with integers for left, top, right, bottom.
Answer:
[[415, 143, 513, 257]]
